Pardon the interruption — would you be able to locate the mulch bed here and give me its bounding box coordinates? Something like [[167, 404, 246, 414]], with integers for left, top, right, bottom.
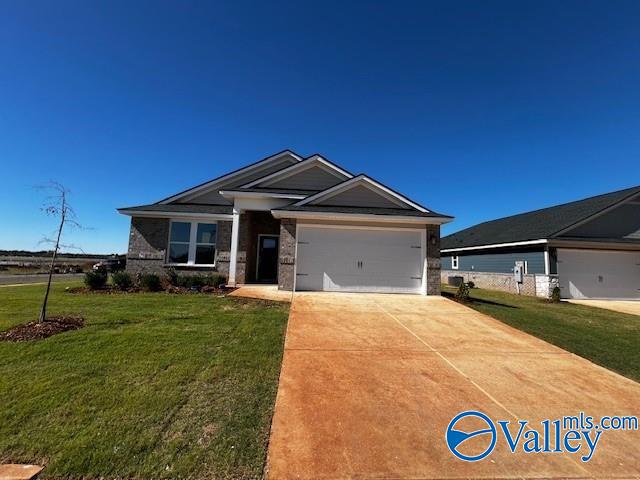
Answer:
[[65, 286, 235, 295], [0, 316, 85, 342]]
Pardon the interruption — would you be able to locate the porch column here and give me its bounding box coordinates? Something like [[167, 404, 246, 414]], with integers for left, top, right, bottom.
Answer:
[[228, 207, 240, 286]]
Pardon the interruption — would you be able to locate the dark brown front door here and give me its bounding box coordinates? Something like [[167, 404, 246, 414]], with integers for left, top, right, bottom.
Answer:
[[257, 235, 279, 283]]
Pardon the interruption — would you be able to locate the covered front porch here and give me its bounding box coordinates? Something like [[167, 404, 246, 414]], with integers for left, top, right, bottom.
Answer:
[[224, 210, 281, 286]]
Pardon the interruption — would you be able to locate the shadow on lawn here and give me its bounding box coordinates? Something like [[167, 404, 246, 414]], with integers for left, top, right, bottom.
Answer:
[[442, 290, 518, 309]]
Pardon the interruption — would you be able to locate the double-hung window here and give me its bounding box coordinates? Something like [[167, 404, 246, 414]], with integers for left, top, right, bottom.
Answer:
[[168, 220, 217, 266], [451, 256, 459, 270]]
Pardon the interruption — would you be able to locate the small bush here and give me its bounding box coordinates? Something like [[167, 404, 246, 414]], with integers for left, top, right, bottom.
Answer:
[[208, 273, 226, 288], [455, 282, 471, 302], [170, 272, 226, 290], [166, 267, 179, 287], [139, 273, 162, 292], [85, 269, 107, 290], [112, 271, 133, 290], [550, 286, 561, 303], [467, 281, 475, 289]]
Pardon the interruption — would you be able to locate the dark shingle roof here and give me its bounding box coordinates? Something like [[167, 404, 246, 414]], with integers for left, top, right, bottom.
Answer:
[[118, 204, 233, 215], [275, 205, 451, 218], [442, 185, 640, 250]]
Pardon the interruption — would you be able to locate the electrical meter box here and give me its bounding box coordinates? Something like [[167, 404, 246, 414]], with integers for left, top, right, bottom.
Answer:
[[514, 261, 525, 284]]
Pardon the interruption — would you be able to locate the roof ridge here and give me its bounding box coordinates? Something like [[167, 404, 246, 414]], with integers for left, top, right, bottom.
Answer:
[[453, 184, 640, 233], [155, 149, 302, 204]]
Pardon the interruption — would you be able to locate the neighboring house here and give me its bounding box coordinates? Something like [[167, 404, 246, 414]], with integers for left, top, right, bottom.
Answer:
[[441, 186, 640, 300], [118, 150, 452, 294]]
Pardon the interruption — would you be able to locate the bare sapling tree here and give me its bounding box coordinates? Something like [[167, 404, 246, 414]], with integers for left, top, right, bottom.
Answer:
[[38, 182, 82, 323]]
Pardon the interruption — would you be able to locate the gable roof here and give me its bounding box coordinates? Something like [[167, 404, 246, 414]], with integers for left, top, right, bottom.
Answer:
[[294, 174, 433, 213], [158, 150, 302, 204], [442, 185, 640, 251], [240, 154, 353, 189]]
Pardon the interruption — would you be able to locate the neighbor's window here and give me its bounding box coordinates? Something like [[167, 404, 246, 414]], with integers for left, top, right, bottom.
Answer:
[[452, 256, 459, 270], [168, 221, 217, 265]]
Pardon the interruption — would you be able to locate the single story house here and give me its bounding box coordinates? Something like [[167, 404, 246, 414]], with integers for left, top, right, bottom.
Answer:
[[118, 150, 452, 294], [441, 186, 640, 300]]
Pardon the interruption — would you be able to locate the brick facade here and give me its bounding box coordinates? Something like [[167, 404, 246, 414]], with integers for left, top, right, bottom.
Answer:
[[126, 217, 169, 274], [441, 270, 559, 298], [425, 224, 441, 295], [126, 217, 232, 278], [125, 215, 444, 295], [278, 218, 297, 291], [211, 220, 232, 277]]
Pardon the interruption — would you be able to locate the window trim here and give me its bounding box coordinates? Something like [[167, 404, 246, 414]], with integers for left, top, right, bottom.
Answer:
[[451, 255, 459, 270], [166, 219, 217, 267]]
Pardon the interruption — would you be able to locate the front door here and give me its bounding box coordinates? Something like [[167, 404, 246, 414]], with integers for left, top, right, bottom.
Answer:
[[257, 235, 279, 283]]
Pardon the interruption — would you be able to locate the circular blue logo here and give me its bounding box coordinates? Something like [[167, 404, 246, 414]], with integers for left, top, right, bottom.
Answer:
[[446, 410, 497, 462]]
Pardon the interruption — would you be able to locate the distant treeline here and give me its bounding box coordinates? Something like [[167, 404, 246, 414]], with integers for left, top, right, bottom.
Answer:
[[0, 250, 119, 259]]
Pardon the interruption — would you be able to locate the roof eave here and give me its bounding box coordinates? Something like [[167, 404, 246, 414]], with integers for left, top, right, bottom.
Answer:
[[117, 208, 234, 220], [271, 209, 453, 225], [441, 239, 549, 253]]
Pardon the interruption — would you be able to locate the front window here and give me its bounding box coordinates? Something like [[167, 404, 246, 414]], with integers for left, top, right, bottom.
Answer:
[[168, 221, 217, 265], [452, 256, 459, 270]]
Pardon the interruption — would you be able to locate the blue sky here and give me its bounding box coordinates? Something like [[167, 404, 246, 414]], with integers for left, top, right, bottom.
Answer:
[[2, 0, 639, 253]]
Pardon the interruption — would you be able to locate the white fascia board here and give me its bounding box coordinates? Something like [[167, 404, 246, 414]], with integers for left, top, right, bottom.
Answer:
[[158, 151, 302, 204], [441, 239, 548, 253], [271, 209, 451, 225], [240, 155, 352, 189], [295, 175, 429, 213], [548, 239, 640, 251], [118, 209, 234, 221], [218, 190, 306, 200]]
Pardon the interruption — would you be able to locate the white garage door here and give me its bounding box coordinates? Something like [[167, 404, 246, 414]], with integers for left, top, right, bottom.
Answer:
[[295, 225, 425, 294], [557, 249, 640, 299]]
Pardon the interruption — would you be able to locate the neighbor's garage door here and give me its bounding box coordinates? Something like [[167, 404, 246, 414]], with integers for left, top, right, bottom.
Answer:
[[295, 225, 425, 294], [557, 249, 640, 299]]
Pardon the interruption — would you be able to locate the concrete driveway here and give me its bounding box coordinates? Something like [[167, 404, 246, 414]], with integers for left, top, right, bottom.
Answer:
[[569, 299, 640, 316], [266, 292, 640, 479]]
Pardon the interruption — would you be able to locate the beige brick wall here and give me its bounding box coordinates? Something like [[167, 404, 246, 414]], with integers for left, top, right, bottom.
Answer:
[[441, 270, 537, 296]]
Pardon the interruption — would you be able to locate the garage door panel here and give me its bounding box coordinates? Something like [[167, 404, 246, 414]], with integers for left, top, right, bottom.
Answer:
[[557, 249, 640, 299], [296, 226, 424, 294]]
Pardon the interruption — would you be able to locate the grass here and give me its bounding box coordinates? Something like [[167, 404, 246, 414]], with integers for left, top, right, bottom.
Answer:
[[0, 282, 289, 479], [442, 285, 640, 382]]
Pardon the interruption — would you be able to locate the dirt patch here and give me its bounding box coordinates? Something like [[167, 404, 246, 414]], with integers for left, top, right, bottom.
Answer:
[[0, 316, 84, 342]]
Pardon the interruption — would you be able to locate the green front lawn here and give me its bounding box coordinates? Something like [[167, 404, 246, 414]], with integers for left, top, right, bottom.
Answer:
[[443, 286, 640, 382], [0, 283, 289, 479]]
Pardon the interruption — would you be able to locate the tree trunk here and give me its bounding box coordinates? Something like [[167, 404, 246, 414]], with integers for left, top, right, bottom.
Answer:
[[39, 208, 65, 323]]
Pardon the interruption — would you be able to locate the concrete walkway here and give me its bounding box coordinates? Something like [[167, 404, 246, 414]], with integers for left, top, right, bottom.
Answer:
[[228, 285, 293, 302], [569, 299, 640, 316], [266, 292, 640, 479]]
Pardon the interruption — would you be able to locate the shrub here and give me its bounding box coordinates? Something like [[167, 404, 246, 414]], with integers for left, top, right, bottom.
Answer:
[[166, 267, 179, 287], [467, 281, 475, 289], [112, 271, 133, 290], [207, 273, 226, 288], [550, 286, 561, 303], [455, 282, 470, 302], [170, 272, 226, 290], [85, 269, 107, 290], [139, 273, 162, 292]]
